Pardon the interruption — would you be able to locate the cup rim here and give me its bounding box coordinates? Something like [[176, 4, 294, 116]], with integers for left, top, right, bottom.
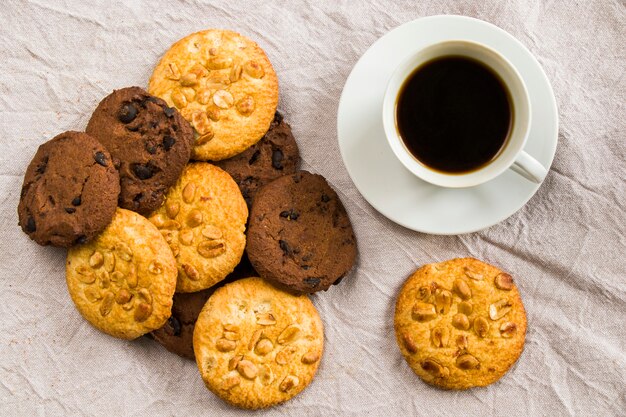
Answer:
[[382, 39, 532, 188]]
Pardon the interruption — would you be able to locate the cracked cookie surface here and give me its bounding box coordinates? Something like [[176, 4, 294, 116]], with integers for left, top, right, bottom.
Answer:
[[193, 277, 324, 409], [66, 208, 177, 340], [214, 112, 299, 208], [148, 162, 248, 292], [148, 29, 279, 161], [86, 86, 193, 215], [18, 131, 120, 247], [246, 171, 357, 294], [394, 258, 527, 390]]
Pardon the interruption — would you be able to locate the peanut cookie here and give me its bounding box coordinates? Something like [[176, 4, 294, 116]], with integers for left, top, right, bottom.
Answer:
[[86, 87, 193, 215], [18, 131, 120, 247], [151, 255, 256, 360], [193, 277, 324, 409], [148, 29, 279, 161], [394, 258, 527, 390], [214, 112, 299, 208], [66, 208, 177, 340], [246, 171, 357, 294], [148, 163, 248, 292]]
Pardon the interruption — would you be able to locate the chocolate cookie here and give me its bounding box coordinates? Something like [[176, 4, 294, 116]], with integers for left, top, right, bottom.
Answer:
[[86, 86, 193, 215], [246, 171, 357, 294], [18, 131, 120, 247], [214, 112, 299, 207], [151, 255, 256, 360]]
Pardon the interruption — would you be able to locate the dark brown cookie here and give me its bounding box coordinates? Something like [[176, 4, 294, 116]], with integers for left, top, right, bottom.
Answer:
[[246, 171, 357, 294], [86, 86, 193, 215], [18, 131, 120, 247], [151, 255, 256, 360], [151, 288, 212, 360], [213, 112, 299, 208]]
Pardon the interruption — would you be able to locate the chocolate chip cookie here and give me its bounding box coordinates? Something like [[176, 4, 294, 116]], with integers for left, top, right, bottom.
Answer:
[[86, 86, 193, 215], [246, 171, 357, 294], [394, 258, 527, 390], [18, 131, 120, 247], [151, 255, 256, 360], [214, 112, 299, 207]]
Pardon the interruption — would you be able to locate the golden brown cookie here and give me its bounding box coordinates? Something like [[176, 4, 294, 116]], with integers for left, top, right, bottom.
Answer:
[[148, 29, 279, 161], [148, 163, 248, 293], [66, 208, 177, 340], [151, 255, 256, 360], [394, 258, 527, 390], [193, 277, 324, 409]]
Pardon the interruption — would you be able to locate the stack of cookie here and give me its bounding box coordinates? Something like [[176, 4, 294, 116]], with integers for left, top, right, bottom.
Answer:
[[17, 29, 357, 410]]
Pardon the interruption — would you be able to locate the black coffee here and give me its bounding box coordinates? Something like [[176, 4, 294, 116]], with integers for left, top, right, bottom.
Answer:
[[396, 56, 512, 173]]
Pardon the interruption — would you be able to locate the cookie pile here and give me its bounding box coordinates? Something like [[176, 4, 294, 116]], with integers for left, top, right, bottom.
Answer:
[[17, 26, 525, 407], [17, 29, 356, 410]]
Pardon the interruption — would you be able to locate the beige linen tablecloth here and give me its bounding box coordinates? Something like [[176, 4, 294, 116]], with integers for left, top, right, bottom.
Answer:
[[1, 1, 624, 415]]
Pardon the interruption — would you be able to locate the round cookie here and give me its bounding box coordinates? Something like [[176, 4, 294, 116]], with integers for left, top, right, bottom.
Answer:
[[193, 277, 324, 409], [151, 255, 256, 360], [148, 29, 279, 161], [214, 112, 299, 208], [18, 131, 120, 247], [86, 86, 193, 215], [66, 208, 177, 340], [394, 258, 527, 390], [246, 171, 357, 294], [148, 163, 248, 293]]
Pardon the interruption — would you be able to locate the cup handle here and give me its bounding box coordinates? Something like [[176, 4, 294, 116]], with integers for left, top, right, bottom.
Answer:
[[510, 151, 548, 183]]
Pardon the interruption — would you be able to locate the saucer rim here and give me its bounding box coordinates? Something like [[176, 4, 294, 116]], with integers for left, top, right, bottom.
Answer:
[[337, 14, 559, 235]]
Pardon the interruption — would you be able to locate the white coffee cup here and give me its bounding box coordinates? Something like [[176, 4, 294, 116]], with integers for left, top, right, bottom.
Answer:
[[382, 40, 547, 188]]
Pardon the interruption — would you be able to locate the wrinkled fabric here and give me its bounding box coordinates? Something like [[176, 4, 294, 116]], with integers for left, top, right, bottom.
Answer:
[[1, 1, 624, 416]]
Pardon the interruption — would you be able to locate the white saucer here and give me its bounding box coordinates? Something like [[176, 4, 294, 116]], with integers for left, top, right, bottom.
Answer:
[[337, 15, 558, 235]]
